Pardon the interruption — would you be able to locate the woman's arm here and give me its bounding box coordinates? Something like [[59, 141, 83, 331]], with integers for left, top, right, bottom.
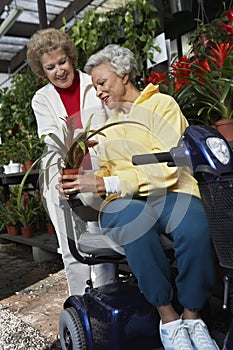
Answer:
[[58, 172, 106, 199]]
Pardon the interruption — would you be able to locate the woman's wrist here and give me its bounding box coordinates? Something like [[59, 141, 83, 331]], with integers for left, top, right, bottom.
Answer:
[[96, 176, 106, 193]]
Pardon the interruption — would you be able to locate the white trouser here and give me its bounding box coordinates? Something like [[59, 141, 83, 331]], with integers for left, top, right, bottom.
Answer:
[[49, 201, 116, 295]]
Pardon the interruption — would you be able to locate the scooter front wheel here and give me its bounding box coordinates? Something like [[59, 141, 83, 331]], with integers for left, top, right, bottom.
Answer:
[[59, 306, 87, 350]]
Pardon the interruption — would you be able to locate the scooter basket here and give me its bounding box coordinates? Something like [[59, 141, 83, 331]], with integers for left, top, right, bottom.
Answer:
[[198, 179, 233, 269]]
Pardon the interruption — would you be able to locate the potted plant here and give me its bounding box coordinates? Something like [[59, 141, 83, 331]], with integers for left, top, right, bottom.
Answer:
[[0, 69, 45, 145], [0, 137, 23, 169], [16, 191, 41, 237], [0, 186, 21, 235], [188, 8, 233, 58], [17, 114, 147, 206], [147, 8, 233, 137], [17, 132, 44, 171], [39, 114, 146, 188], [0, 200, 19, 236], [64, 0, 161, 78]]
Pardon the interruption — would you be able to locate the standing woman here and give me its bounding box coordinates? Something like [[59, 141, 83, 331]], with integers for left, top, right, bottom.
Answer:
[[60, 44, 219, 350], [26, 28, 114, 295]]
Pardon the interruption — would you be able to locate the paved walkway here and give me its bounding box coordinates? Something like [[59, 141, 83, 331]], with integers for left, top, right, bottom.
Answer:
[[0, 242, 68, 349], [0, 241, 231, 349]]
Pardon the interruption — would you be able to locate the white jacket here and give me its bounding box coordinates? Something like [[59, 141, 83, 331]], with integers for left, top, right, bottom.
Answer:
[[32, 70, 108, 205]]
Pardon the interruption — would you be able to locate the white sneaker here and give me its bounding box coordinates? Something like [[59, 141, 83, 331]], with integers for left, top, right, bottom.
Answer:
[[159, 319, 194, 350], [183, 319, 219, 350]]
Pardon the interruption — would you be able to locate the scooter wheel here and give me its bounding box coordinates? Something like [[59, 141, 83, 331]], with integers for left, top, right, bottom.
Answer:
[[59, 306, 87, 350]]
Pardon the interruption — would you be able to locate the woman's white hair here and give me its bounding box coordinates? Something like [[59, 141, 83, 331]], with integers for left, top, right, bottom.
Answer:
[[84, 44, 138, 83]]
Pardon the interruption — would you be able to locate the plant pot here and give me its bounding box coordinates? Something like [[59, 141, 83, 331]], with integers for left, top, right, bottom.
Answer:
[[6, 225, 19, 236], [215, 119, 233, 141], [46, 222, 56, 234], [24, 161, 34, 171], [169, 0, 192, 15], [21, 225, 34, 238], [62, 168, 79, 183]]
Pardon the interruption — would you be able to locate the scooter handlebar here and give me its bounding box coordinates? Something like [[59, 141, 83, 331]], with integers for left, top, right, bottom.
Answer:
[[132, 152, 173, 165]]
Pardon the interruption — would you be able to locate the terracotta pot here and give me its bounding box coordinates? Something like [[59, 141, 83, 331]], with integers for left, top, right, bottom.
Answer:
[[6, 225, 19, 236], [21, 225, 34, 238], [24, 161, 34, 171], [46, 222, 56, 234], [62, 168, 79, 175], [62, 168, 79, 183], [215, 119, 233, 141]]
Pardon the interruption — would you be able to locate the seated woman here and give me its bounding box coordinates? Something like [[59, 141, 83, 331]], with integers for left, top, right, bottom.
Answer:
[[58, 44, 219, 350]]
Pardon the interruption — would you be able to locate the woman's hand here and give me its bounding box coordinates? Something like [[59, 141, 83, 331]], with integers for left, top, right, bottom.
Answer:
[[57, 172, 106, 199]]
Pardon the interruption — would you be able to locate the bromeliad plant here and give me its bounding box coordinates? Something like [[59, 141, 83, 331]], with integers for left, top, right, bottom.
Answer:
[[0, 187, 21, 231], [16, 191, 41, 228], [41, 114, 149, 186], [146, 8, 233, 126], [0, 200, 19, 231], [17, 113, 148, 204], [170, 41, 232, 124], [44, 114, 99, 171]]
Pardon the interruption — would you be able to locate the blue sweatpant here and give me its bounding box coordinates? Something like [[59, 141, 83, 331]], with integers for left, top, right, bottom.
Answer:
[[100, 193, 215, 311]]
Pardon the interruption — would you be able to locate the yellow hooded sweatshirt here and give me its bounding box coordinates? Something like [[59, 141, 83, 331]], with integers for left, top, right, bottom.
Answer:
[[96, 84, 200, 200]]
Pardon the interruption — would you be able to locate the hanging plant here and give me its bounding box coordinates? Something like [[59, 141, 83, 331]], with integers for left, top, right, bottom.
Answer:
[[0, 68, 45, 143], [62, 0, 161, 77]]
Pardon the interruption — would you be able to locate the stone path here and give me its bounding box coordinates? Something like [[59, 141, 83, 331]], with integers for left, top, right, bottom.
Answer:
[[0, 242, 68, 349]]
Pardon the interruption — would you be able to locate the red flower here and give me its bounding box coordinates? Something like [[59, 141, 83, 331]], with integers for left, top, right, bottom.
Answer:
[[171, 56, 195, 90], [34, 189, 42, 204], [174, 80, 185, 91], [171, 56, 193, 78], [221, 8, 233, 35], [22, 192, 29, 209], [146, 70, 168, 85], [198, 58, 211, 71], [209, 42, 233, 69]]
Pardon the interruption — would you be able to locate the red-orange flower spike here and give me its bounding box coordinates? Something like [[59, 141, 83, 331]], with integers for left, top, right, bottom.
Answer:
[[23, 192, 29, 209], [221, 8, 233, 35], [199, 59, 211, 72], [148, 70, 168, 84], [172, 56, 194, 78], [209, 42, 233, 69], [174, 80, 185, 91]]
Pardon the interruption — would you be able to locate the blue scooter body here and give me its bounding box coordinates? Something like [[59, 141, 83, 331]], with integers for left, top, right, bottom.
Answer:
[[61, 125, 233, 349], [64, 281, 161, 350], [178, 125, 233, 177]]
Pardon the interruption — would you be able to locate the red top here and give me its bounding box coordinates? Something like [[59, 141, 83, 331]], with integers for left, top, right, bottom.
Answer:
[[55, 72, 92, 169], [55, 72, 82, 129]]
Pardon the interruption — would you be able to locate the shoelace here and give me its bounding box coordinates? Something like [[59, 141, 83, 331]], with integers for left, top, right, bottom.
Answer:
[[170, 324, 193, 350], [188, 321, 215, 347]]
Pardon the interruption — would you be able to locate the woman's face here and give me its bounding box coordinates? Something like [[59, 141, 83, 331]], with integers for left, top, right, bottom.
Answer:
[[91, 63, 128, 110], [40, 49, 75, 89]]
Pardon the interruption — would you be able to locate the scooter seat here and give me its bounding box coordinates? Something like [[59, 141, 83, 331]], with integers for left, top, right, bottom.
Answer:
[[77, 232, 174, 258], [78, 231, 125, 257]]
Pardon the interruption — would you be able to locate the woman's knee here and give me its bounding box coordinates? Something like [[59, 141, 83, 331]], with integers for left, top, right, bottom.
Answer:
[[100, 198, 158, 246]]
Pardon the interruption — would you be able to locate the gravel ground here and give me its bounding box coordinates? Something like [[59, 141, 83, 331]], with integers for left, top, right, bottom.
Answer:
[[0, 304, 55, 350], [0, 242, 64, 349]]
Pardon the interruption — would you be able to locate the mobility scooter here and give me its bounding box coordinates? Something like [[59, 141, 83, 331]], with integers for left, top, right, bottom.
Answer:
[[59, 125, 233, 350]]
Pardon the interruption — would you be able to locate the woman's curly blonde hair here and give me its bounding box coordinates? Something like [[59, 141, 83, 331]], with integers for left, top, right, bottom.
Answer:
[[27, 28, 78, 78]]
